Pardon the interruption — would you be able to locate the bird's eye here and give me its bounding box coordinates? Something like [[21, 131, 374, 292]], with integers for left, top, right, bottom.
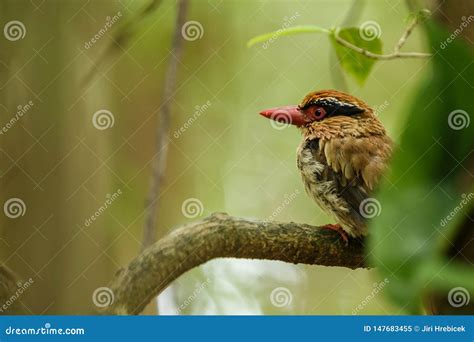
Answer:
[[314, 107, 326, 120]]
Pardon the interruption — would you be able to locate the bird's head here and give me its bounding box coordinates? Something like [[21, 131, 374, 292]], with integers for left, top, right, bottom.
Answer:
[[259, 90, 374, 129]]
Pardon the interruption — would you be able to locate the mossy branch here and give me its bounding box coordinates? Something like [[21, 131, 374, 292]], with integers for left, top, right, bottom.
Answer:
[[102, 213, 366, 315]]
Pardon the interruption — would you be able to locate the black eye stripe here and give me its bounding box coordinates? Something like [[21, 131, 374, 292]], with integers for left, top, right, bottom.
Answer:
[[302, 98, 364, 116]]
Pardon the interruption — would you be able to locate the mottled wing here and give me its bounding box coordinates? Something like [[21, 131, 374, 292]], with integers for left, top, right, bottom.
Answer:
[[318, 135, 392, 226]]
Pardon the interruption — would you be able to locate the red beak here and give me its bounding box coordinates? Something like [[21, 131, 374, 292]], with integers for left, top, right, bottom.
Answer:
[[259, 105, 307, 127]]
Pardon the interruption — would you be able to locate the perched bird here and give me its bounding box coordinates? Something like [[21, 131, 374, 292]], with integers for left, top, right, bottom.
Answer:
[[259, 90, 392, 240]]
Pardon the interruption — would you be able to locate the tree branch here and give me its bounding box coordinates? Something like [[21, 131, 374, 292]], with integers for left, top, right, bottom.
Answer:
[[142, 0, 189, 250], [102, 213, 366, 315], [333, 12, 432, 60]]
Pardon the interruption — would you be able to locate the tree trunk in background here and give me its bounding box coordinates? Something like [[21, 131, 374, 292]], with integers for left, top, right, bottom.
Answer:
[[0, 2, 113, 314]]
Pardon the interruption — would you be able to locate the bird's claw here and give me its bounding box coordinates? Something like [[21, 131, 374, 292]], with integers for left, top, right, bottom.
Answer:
[[321, 223, 349, 245]]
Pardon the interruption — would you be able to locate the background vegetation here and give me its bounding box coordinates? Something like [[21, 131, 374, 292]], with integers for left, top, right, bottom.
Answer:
[[0, 0, 472, 315]]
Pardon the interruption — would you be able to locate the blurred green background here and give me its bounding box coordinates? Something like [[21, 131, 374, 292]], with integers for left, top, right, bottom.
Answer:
[[0, 0, 470, 315]]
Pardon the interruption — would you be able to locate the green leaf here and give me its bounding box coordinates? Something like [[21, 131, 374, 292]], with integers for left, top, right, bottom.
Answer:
[[247, 25, 329, 48], [329, 27, 383, 85]]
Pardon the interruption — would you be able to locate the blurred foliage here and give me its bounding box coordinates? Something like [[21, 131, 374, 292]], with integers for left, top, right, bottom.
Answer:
[[329, 28, 382, 85], [371, 20, 474, 313], [248, 24, 384, 84]]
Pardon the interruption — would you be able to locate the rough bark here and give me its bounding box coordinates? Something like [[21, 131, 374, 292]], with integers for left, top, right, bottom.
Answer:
[[102, 213, 366, 315]]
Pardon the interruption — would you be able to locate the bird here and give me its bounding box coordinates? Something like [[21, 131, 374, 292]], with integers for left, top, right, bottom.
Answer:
[[259, 89, 392, 241]]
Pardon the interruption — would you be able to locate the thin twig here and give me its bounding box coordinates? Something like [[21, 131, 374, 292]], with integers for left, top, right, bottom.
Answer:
[[102, 213, 367, 315], [333, 14, 431, 60], [142, 0, 189, 251], [394, 15, 420, 52]]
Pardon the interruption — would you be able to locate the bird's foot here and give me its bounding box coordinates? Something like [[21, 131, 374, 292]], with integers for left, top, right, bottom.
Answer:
[[321, 223, 349, 245]]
